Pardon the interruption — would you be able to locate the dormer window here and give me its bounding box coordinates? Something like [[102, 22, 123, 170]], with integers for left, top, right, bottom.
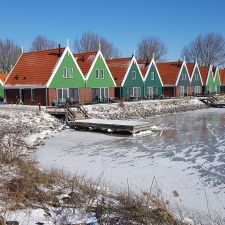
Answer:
[[182, 73, 186, 80], [63, 67, 67, 78], [132, 71, 136, 80]]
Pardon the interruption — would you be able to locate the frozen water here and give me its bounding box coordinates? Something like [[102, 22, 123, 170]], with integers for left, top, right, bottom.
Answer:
[[32, 108, 225, 219]]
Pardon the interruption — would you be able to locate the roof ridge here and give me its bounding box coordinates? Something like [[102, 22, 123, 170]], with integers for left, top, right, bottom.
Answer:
[[23, 47, 66, 54]]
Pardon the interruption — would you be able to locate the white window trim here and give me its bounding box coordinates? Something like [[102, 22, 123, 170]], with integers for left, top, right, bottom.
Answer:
[[132, 71, 136, 80], [100, 69, 104, 79], [69, 68, 74, 78], [150, 72, 155, 80], [195, 74, 198, 81], [63, 67, 67, 78]]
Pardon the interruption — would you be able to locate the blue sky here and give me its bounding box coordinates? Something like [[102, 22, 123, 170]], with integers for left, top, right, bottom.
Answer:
[[1, 0, 225, 61]]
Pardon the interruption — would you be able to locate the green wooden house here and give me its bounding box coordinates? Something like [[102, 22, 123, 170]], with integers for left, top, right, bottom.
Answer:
[[47, 47, 86, 104], [74, 50, 116, 102], [138, 58, 163, 98], [213, 66, 221, 93], [186, 62, 203, 95], [200, 66, 214, 94], [107, 56, 144, 99], [0, 73, 6, 98], [175, 61, 191, 96]]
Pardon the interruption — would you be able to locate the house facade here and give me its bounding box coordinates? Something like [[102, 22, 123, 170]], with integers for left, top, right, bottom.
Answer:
[[0, 73, 6, 98], [200, 66, 214, 94], [157, 61, 191, 97], [186, 62, 203, 95], [79, 50, 116, 102], [107, 56, 144, 100], [47, 47, 86, 104], [213, 66, 221, 94], [138, 59, 163, 98]]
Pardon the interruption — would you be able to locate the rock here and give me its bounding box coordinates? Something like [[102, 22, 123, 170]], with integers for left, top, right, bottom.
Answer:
[[6, 221, 19, 225]]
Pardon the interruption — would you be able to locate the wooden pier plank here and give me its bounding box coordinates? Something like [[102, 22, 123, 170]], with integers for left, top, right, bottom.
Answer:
[[69, 119, 151, 134]]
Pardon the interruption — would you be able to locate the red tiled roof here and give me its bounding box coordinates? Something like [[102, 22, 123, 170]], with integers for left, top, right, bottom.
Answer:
[[199, 66, 210, 85], [73, 51, 97, 76], [0, 72, 7, 83], [157, 61, 183, 85], [5, 48, 65, 86], [106, 57, 132, 86], [219, 69, 225, 85], [186, 62, 195, 79], [137, 59, 149, 78]]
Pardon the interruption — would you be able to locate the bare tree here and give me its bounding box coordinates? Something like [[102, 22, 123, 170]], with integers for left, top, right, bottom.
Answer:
[[73, 31, 120, 59], [30, 35, 57, 51], [0, 38, 22, 73], [182, 33, 225, 66], [137, 36, 168, 62]]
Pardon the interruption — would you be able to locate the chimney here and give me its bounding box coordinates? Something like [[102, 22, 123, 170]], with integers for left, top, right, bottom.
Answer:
[[212, 65, 216, 73], [58, 44, 61, 57]]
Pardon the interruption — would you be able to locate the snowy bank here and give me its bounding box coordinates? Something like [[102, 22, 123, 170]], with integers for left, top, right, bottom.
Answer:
[[84, 98, 206, 120], [0, 105, 65, 151]]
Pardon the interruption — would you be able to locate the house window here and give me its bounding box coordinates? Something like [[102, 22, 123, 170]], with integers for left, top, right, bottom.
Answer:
[[63, 67, 67, 78], [179, 86, 185, 97], [96, 70, 99, 79], [150, 72, 155, 80], [194, 86, 200, 94], [57, 88, 68, 103], [69, 88, 79, 102], [92, 88, 109, 102], [31, 89, 35, 101], [100, 70, 104, 79], [69, 68, 74, 78], [132, 71, 136, 80], [195, 74, 198, 80], [181, 73, 186, 80], [127, 87, 141, 99], [147, 86, 158, 99]]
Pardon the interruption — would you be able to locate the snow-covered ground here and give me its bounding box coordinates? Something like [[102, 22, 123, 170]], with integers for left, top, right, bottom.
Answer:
[[0, 105, 64, 150], [32, 108, 225, 222]]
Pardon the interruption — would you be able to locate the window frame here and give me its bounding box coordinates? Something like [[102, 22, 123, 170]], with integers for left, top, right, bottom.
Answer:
[[96, 69, 99, 79], [150, 71, 155, 80], [131, 71, 136, 80], [69, 68, 74, 78], [100, 69, 104, 79], [63, 67, 67, 78], [31, 88, 35, 101]]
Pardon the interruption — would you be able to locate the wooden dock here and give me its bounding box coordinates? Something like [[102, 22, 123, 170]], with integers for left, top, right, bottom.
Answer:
[[68, 118, 152, 134], [46, 105, 151, 134], [198, 95, 225, 108]]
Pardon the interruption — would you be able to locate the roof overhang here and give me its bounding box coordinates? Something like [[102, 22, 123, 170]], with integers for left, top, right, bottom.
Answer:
[[4, 84, 46, 89]]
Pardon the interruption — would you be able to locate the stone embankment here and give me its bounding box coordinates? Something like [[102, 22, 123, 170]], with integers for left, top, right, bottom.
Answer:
[[85, 98, 206, 120]]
